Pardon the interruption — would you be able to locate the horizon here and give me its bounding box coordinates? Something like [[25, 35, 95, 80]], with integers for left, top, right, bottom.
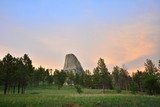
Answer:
[[0, 52, 159, 75], [0, 0, 160, 73]]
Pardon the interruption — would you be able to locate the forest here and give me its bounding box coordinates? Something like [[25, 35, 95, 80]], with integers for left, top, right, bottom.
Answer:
[[0, 53, 160, 95]]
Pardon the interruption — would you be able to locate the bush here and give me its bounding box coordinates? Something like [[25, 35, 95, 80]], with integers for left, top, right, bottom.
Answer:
[[75, 85, 83, 94], [142, 74, 160, 95], [130, 82, 138, 94], [115, 87, 121, 93]]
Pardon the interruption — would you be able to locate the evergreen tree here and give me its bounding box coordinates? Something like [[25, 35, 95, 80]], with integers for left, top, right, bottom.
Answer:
[[92, 67, 101, 89], [97, 58, 112, 93], [112, 66, 130, 90], [83, 70, 92, 88], [0, 59, 2, 85], [1, 54, 15, 94], [54, 70, 67, 89], [132, 70, 144, 92], [20, 54, 33, 94], [112, 66, 121, 89], [66, 71, 75, 85], [143, 59, 160, 94]]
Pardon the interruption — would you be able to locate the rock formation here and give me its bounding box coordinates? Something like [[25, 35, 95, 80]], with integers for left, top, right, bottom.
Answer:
[[63, 54, 84, 74]]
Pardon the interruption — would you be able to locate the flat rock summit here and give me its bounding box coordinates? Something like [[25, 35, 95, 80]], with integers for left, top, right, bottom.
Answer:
[[63, 54, 84, 73]]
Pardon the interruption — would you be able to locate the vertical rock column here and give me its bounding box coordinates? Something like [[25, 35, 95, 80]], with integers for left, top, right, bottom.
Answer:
[[63, 54, 84, 73]]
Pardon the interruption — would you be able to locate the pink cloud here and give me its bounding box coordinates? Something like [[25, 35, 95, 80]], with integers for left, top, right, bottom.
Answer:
[[1, 6, 159, 73]]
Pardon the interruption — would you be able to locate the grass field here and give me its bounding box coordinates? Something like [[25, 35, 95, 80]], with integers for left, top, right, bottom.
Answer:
[[0, 85, 160, 107]]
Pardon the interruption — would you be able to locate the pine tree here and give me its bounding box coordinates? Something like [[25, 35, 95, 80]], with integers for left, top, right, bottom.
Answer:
[[97, 58, 112, 93]]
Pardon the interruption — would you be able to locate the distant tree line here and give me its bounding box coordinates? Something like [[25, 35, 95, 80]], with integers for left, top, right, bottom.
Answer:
[[0, 53, 51, 94], [0, 53, 160, 95]]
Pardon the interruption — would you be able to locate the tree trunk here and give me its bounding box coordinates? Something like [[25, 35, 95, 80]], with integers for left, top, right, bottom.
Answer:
[[103, 85, 105, 93], [13, 85, 16, 94], [21, 85, 24, 94], [7, 85, 10, 94], [4, 82, 8, 94], [21, 86, 23, 94], [18, 83, 20, 94]]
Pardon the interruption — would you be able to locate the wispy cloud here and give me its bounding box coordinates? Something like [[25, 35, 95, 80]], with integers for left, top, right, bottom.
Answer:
[[0, 1, 159, 72]]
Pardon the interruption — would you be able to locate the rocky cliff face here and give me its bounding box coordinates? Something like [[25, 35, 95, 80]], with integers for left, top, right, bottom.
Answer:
[[63, 54, 84, 73]]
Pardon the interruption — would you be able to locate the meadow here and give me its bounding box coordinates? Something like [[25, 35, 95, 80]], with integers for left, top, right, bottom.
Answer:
[[0, 85, 160, 107]]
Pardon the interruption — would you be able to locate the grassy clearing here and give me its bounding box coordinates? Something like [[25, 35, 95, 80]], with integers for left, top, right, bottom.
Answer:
[[0, 85, 160, 107]]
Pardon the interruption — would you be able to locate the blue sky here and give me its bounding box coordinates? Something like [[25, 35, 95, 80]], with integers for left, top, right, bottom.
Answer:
[[0, 0, 160, 73]]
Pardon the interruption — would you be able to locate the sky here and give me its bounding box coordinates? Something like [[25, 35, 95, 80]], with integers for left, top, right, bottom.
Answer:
[[0, 0, 160, 73]]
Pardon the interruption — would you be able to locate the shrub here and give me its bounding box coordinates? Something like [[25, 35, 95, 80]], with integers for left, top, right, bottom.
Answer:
[[130, 82, 138, 94], [75, 85, 83, 94], [115, 87, 121, 93]]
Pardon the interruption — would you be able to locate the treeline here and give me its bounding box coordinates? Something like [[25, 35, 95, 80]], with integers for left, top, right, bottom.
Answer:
[[0, 53, 160, 95], [0, 53, 52, 94]]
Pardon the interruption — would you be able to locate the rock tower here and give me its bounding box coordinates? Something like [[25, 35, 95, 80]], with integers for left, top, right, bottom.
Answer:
[[63, 54, 84, 73]]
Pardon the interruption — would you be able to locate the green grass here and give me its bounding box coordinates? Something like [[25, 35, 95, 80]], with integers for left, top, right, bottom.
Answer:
[[0, 85, 160, 107]]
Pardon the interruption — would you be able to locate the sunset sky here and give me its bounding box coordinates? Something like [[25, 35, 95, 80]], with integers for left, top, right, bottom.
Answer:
[[0, 0, 160, 73]]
